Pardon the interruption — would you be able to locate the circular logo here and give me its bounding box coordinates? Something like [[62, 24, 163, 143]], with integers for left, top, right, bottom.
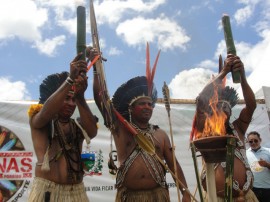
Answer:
[[0, 125, 25, 202]]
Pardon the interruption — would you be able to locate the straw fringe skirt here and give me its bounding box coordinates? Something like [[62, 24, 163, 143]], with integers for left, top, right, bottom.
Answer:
[[115, 186, 170, 202], [28, 177, 89, 202], [217, 189, 259, 202]]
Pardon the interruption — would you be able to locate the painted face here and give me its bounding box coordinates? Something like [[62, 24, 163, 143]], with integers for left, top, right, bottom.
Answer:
[[58, 91, 76, 119], [130, 97, 153, 122], [247, 134, 261, 150]]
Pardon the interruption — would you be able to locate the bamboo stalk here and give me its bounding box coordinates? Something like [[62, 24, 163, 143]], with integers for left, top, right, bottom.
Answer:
[[77, 6, 86, 60], [224, 137, 236, 202], [190, 142, 204, 202], [222, 14, 241, 83]]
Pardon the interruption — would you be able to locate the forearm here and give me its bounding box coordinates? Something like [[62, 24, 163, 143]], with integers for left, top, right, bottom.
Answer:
[[176, 164, 189, 194], [241, 77, 256, 112], [34, 80, 72, 127], [76, 97, 98, 139]]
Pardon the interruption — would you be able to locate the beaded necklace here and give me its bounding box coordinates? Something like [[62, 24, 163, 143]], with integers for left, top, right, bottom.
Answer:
[[116, 123, 166, 188], [55, 119, 84, 183]]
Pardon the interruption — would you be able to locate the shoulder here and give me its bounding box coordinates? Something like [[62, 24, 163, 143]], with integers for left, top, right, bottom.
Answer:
[[152, 124, 165, 134], [261, 147, 270, 153]]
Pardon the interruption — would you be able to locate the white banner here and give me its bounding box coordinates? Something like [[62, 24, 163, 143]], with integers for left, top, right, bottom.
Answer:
[[0, 100, 269, 202]]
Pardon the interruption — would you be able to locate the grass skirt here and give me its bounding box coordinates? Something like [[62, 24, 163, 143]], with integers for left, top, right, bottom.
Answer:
[[28, 177, 89, 202], [216, 189, 259, 202], [115, 186, 170, 202]]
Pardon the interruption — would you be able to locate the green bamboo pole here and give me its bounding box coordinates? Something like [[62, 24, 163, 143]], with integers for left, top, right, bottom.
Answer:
[[77, 6, 86, 60], [224, 137, 236, 202], [222, 14, 241, 83], [190, 142, 204, 202]]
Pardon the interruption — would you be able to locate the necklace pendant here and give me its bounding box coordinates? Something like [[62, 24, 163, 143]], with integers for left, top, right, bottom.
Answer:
[[65, 144, 72, 151]]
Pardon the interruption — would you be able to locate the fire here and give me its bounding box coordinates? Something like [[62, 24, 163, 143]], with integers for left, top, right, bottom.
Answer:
[[196, 84, 227, 139]]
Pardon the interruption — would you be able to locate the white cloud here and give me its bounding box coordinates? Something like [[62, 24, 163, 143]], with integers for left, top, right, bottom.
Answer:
[[214, 40, 253, 72], [169, 16, 270, 100], [95, 0, 166, 24], [108, 47, 123, 56], [33, 35, 66, 56], [246, 29, 270, 94], [0, 77, 31, 101], [116, 16, 190, 51], [197, 59, 218, 70], [234, 6, 253, 25], [0, 0, 69, 56], [169, 68, 214, 99], [0, 0, 47, 42]]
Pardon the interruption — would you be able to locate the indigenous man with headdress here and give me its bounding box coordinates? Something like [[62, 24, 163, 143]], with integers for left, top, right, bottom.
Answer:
[[27, 53, 98, 202], [89, 45, 191, 202], [191, 54, 258, 201]]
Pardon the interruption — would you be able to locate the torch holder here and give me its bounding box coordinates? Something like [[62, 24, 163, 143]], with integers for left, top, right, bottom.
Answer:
[[192, 135, 237, 163]]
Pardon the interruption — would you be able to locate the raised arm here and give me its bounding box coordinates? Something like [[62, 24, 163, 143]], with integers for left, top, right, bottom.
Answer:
[[87, 47, 115, 129], [31, 53, 86, 129], [74, 68, 98, 139], [231, 56, 256, 136]]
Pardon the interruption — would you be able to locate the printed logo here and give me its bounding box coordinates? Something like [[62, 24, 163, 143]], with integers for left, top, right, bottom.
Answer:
[[0, 125, 33, 202], [81, 149, 103, 176]]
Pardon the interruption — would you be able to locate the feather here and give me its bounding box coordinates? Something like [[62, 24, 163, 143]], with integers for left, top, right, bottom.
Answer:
[[146, 42, 151, 95], [218, 54, 223, 73], [150, 49, 161, 95]]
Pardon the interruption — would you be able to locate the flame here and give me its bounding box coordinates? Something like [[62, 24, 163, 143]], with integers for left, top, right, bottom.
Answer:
[[195, 83, 227, 139]]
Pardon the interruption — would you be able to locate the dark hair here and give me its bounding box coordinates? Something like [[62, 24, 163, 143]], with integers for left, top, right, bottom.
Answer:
[[247, 131, 261, 139]]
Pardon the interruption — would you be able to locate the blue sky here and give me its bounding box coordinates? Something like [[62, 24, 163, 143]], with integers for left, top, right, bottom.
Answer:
[[0, 0, 270, 101]]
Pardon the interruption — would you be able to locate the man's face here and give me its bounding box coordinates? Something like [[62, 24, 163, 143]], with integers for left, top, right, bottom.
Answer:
[[130, 97, 153, 123], [58, 92, 76, 119], [247, 134, 261, 150], [217, 101, 231, 120]]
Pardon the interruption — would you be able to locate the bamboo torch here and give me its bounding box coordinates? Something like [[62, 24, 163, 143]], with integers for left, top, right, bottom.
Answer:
[[222, 14, 241, 83], [77, 5, 86, 61]]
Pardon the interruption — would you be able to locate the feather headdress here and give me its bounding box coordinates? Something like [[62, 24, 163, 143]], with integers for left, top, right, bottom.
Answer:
[[112, 43, 160, 120], [39, 71, 70, 104]]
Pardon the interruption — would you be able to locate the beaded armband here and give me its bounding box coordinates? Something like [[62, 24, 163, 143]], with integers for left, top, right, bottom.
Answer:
[[65, 77, 74, 86]]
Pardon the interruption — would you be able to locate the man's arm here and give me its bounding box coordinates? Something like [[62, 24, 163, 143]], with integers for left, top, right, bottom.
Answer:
[[232, 57, 256, 136], [162, 131, 191, 202], [88, 47, 115, 129], [75, 73, 98, 139], [31, 53, 85, 129]]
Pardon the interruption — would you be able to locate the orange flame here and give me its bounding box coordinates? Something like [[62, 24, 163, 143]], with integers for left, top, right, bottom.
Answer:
[[195, 84, 227, 139]]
